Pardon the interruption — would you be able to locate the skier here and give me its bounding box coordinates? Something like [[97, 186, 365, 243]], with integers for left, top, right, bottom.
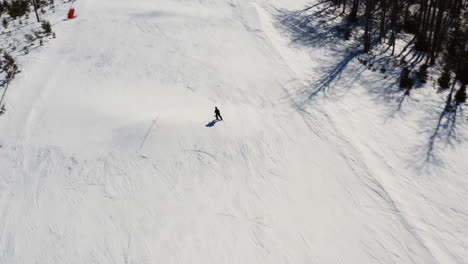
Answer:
[[214, 107, 223, 121]]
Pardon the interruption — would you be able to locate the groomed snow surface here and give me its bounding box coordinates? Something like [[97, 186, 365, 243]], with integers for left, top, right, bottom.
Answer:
[[0, 0, 467, 263]]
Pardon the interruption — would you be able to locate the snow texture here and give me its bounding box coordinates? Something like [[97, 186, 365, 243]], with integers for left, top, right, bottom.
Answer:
[[0, 0, 467, 263]]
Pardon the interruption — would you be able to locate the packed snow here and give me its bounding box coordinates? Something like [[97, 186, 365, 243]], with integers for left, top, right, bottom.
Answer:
[[0, 0, 467, 263]]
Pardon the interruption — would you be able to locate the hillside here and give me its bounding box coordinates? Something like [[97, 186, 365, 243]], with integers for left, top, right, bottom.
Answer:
[[0, 0, 467, 263]]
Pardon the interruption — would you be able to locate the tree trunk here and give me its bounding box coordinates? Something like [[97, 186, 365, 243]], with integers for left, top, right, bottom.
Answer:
[[389, 0, 399, 55], [31, 0, 40, 22], [349, 0, 360, 22], [379, 0, 387, 42], [363, 0, 374, 52], [429, 0, 445, 64]]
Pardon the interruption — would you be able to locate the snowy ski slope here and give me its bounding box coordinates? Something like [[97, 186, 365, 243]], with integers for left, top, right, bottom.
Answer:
[[0, 0, 467, 263]]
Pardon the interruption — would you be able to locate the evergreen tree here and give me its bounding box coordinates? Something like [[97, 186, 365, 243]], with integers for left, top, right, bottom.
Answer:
[[348, 0, 360, 23], [321, 0, 468, 69], [41, 20, 52, 34], [438, 69, 451, 89], [399, 66, 414, 89], [2, 53, 17, 75], [416, 64, 428, 83], [7, 0, 30, 18], [454, 84, 467, 103]]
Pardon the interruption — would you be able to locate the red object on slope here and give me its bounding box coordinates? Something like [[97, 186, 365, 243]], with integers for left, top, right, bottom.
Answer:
[[68, 8, 76, 19]]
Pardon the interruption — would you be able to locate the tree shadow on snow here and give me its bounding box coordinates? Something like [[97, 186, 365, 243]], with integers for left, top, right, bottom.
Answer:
[[0, 76, 12, 114], [276, 3, 348, 49], [276, 2, 467, 170], [364, 52, 414, 117], [276, 3, 363, 109], [411, 103, 466, 171], [368, 73, 466, 170]]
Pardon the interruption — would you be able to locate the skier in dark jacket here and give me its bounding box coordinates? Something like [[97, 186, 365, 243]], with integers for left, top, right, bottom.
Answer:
[[214, 107, 223, 121]]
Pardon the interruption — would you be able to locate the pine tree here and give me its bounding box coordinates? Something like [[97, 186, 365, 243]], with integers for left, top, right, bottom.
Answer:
[[399, 66, 414, 89], [438, 69, 451, 89], [7, 0, 30, 19], [2, 53, 17, 75], [416, 64, 428, 83], [454, 84, 466, 103], [41, 20, 52, 35], [348, 0, 360, 23]]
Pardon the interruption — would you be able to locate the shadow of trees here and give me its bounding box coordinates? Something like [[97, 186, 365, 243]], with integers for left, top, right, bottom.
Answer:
[[276, 3, 364, 109], [0, 73, 15, 115], [275, 2, 466, 167], [415, 103, 466, 168], [277, 4, 347, 48]]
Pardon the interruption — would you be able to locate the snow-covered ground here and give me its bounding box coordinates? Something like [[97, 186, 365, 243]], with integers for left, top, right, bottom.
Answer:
[[0, 0, 467, 263]]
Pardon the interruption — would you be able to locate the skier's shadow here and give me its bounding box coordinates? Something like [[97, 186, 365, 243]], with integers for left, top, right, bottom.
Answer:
[[206, 120, 219, 127]]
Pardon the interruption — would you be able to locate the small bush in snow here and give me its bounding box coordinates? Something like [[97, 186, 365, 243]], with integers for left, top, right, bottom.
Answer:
[[399, 67, 414, 90], [357, 57, 367, 65], [2, 18, 8, 29], [416, 64, 428, 83], [344, 27, 351, 40], [41, 20, 52, 35], [438, 69, 451, 89], [36, 0, 49, 8], [32, 29, 41, 38], [2, 53, 17, 74], [25, 33, 35, 43], [454, 84, 467, 103], [399, 58, 406, 66]]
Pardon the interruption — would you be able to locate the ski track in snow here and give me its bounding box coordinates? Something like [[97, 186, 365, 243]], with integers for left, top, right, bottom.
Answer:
[[0, 0, 467, 263]]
